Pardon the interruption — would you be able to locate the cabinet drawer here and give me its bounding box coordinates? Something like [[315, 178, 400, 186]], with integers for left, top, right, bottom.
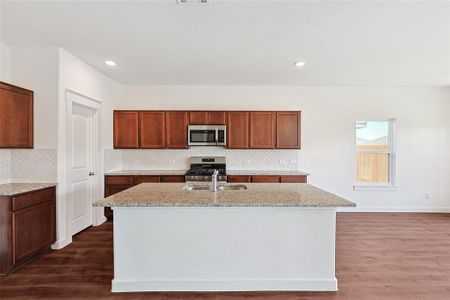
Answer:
[[134, 176, 160, 184], [227, 175, 250, 183], [106, 176, 133, 186], [280, 176, 307, 183], [12, 187, 55, 211], [251, 176, 280, 183], [160, 175, 185, 183]]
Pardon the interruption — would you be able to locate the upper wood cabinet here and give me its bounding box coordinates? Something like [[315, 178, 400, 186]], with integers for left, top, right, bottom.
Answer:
[[113, 111, 139, 148], [249, 112, 276, 149], [165, 111, 188, 149], [113, 110, 300, 150], [207, 111, 226, 125], [139, 111, 165, 148], [277, 112, 301, 149], [0, 82, 33, 148], [227, 112, 249, 149], [189, 111, 226, 125]]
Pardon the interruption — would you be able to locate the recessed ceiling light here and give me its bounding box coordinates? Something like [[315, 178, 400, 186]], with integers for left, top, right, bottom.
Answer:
[[294, 61, 306, 67], [105, 60, 117, 66]]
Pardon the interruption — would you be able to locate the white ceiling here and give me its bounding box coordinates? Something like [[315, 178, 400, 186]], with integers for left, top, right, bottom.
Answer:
[[1, 0, 450, 86]]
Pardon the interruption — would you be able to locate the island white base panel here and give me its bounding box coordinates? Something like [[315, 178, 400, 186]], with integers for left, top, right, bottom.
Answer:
[[112, 207, 337, 292]]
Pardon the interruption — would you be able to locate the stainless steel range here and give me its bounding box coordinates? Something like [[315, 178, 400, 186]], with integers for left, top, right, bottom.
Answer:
[[185, 156, 227, 183]]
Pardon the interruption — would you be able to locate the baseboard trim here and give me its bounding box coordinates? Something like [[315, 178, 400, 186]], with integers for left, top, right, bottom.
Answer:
[[94, 216, 107, 226], [337, 207, 450, 213], [111, 278, 338, 292], [51, 238, 71, 250]]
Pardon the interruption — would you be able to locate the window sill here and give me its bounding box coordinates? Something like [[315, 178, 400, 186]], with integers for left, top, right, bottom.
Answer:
[[353, 184, 398, 191]]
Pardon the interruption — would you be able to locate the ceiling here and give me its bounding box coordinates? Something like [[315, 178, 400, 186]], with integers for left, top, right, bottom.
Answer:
[[1, 0, 449, 86]]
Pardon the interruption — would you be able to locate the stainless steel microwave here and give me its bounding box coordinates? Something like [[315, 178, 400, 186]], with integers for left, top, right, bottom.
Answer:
[[188, 125, 226, 146]]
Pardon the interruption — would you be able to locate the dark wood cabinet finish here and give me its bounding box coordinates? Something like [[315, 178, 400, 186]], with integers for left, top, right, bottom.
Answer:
[[226, 112, 249, 149], [160, 175, 186, 183], [113, 110, 300, 150], [0, 187, 56, 276], [105, 176, 133, 186], [189, 112, 209, 124], [277, 112, 301, 149], [0, 81, 33, 148], [134, 176, 160, 184], [165, 112, 188, 149], [139, 112, 165, 148], [249, 112, 276, 149], [280, 175, 307, 183], [251, 176, 280, 183], [189, 111, 226, 125], [208, 111, 226, 125], [113, 111, 139, 149], [227, 175, 250, 183], [229, 175, 307, 183]]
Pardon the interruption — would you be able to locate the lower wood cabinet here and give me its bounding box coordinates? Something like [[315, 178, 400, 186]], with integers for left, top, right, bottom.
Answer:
[[0, 187, 56, 276], [228, 175, 307, 183], [104, 175, 187, 219]]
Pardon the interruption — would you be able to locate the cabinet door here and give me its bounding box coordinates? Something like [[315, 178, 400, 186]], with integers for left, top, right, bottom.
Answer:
[[165, 112, 188, 149], [251, 176, 280, 183], [277, 112, 301, 149], [13, 201, 56, 263], [0, 83, 33, 148], [227, 175, 250, 183], [134, 176, 160, 184], [189, 112, 209, 125], [160, 175, 185, 183], [139, 111, 165, 148], [227, 112, 249, 149], [280, 176, 307, 183], [208, 112, 226, 125], [249, 112, 276, 149], [113, 111, 139, 149]]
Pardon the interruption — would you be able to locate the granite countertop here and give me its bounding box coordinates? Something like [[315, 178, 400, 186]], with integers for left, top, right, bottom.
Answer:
[[105, 170, 309, 176], [93, 183, 355, 208], [0, 183, 57, 196]]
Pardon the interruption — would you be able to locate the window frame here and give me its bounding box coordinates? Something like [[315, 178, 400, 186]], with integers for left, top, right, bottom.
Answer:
[[353, 119, 397, 191]]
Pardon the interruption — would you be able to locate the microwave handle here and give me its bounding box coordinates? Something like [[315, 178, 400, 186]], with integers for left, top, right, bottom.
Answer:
[[215, 129, 219, 145]]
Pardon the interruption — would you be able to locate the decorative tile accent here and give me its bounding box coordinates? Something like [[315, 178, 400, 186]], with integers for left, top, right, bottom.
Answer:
[[113, 148, 300, 171], [0, 150, 11, 184], [10, 149, 57, 183]]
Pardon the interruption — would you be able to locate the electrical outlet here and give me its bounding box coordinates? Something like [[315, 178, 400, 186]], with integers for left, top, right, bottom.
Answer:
[[425, 193, 431, 199]]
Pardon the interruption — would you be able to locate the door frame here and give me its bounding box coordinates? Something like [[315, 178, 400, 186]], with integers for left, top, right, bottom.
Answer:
[[65, 90, 104, 237]]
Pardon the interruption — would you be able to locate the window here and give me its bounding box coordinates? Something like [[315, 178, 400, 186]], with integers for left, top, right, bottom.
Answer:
[[354, 120, 396, 190]]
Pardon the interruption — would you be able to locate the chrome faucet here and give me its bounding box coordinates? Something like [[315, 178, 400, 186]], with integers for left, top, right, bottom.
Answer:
[[211, 169, 219, 192]]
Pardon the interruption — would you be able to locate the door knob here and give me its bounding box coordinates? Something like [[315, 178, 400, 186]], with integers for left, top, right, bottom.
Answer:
[[89, 172, 95, 176]]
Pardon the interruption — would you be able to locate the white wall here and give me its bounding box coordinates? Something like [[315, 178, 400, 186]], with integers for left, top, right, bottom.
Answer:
[[120, 85, 450, 211], [56, 48, 122, 248], [0, 42, 11, 82]]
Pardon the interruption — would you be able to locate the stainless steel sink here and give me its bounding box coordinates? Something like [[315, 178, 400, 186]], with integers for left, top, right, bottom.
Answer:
[[217, 184, 247, 191], [183, 184, 210, 191]]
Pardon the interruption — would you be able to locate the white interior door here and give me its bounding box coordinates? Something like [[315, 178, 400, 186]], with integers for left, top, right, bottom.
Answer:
[[70, 103, 95, 235]]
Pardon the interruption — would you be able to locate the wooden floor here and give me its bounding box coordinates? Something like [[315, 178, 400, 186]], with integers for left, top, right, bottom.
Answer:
[[1, 213, 449, 300]]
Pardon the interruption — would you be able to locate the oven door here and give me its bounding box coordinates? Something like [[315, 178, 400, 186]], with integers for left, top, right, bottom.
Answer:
[[188, 126, 217, 146]]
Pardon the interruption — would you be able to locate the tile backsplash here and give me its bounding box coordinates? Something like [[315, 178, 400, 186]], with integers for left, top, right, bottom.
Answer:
[[10, 149, 57, 183], [0, 150, 11, 184], [105, 147, 300, 172]]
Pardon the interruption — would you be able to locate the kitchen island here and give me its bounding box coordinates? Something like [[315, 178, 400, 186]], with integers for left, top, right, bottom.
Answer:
[[93, 183, 355, 292]]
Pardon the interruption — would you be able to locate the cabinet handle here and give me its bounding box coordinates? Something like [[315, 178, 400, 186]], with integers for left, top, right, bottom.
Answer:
[[89, 172, 95, 176]]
